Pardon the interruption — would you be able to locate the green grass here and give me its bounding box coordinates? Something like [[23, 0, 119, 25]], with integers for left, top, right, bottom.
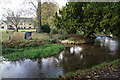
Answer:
[[18, 29, 36, 32], [1, 30, 64, 41], [1, 32, 50, 41], [3, 44, 65, 61], [1, 32, 25, 41], [0, 29, 36, 32], [32, 33, 51, 40], [0, 30, 13, 32]]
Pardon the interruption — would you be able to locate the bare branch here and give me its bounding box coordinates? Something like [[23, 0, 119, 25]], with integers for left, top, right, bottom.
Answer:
[[2, 9, 22, 32], [29, 2, 37, 9]]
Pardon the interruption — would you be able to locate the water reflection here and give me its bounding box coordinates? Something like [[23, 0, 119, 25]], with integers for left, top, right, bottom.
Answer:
[[1, 37, 120, 78], [96, 38, 118, 55], [41, 57, 64, 77], [59, 51, 64, 60], [0, 58, 2, 80], [1, 58, 64, 78], [109, 40, 118, 53], [80, 54, 83, 59], [70, 46, 82, 54], [2, 59, 41, 78]]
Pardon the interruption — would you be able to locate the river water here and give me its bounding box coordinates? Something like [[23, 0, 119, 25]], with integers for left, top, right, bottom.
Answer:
[[0, 37, 120, 78]]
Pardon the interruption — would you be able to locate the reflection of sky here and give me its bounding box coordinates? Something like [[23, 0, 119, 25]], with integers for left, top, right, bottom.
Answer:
[[80, 54, 83, 59], [41, 57, 64, 77], [104, 39, 118, 53], [109, 40, 118, 53], [2, 59, 39, 78], [96, 37, 118, 55], [70, 46, 82, 54], [70, 47, 74, 53], [1, 58, 64, 78], [59, 51, 64, 60]]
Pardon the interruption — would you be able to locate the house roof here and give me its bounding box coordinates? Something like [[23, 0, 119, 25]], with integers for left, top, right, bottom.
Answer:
[[7, 17, 34, 22], [0, 21, 7, 24]]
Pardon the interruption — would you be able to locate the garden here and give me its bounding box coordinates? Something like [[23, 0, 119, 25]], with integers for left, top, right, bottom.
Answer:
[[0, 1, 120, 79]]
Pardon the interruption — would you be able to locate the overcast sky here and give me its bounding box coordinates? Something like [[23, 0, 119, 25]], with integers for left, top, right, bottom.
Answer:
[[0, 0, 68, 20]]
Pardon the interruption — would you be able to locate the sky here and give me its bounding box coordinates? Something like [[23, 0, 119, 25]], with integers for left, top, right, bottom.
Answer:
[[0, 0, 68, 20], [1, 0, 118, 20]]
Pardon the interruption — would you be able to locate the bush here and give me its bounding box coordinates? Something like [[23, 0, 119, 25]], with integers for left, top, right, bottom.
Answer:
[[69, 38, 76, 41], [58, 35, 68, 40], [2, 39, 44, 50], [41, 24, 50, 33], [50, 28, 58, 34], [66, 28, 77, 34]]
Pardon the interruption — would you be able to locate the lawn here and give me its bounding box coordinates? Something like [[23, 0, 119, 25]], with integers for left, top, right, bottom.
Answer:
[[0, 30, 49, 41], [0, 29, 36, 41], [1, 32, 25, 41], [0, 29, 65, 41], [0, 29, 36, 32], [19, 29, 36, 32]]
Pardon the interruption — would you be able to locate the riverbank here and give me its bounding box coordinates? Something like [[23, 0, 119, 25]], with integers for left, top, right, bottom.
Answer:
[[1, 31, 120, 79], [3, 44, 65, 61], [58, 59, 120, 79], [60, 34, 95, 44]]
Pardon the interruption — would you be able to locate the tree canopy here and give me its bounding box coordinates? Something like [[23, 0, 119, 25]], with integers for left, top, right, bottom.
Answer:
[[54, 2, 120, 38], [41, 2, 58, 26]]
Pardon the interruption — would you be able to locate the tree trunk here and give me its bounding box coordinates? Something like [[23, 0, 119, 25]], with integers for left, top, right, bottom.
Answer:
[[16, 28, 18, 32], [83, 30, 86, 37], [37, 1, 41, 33]]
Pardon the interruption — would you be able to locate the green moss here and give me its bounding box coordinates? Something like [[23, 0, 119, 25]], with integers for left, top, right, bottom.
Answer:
[[3, 44, 65, 61]]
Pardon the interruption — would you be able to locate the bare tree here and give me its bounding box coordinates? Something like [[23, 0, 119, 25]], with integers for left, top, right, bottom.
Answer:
[[23, 0, 41, 33], [23, 0, 56, 33], [24, 0, 58, 33], [3, 9, 21, 32]]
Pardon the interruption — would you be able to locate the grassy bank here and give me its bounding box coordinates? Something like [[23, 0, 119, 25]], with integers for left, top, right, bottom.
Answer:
[[58, 59, 119, 79], [3, 44, 65, 61]]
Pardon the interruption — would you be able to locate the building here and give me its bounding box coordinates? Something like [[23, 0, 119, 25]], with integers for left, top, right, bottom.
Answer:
[[0, 21, 7, 30], [0, 17, 35, 30]]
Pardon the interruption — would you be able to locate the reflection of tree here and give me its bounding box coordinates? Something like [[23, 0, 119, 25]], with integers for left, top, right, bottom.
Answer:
[[58, 45, 118, 73], [36, 57, 64, 77], [58, 48, 85, 73], [98, 38, 119, 57], [114, 42, 120, 59], [3, 10, 22, 32], [37, 58, 41, 65]]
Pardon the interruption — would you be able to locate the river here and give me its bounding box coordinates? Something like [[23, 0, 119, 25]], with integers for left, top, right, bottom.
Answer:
[[0, 37, 120, 78]]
